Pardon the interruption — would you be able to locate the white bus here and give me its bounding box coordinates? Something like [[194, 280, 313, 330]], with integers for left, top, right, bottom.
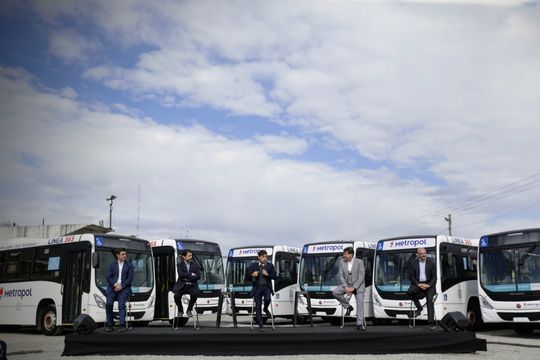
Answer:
[[225, 245, 300, 321], [373, 235, 481, 328], [0, 234, 155, 335], [478, 228, 540, 335], [297, 241, 376, 325], [150, 238, 225, 327]]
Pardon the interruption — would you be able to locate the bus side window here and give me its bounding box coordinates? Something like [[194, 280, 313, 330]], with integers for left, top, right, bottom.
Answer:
[[32, 246, 62, 281], [6, 249, 34, 282], [274, 252, 296, 292], [0, 253, 5, 282]]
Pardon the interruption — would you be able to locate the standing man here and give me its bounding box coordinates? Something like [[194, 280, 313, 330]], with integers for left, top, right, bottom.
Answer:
[[105, 248, 134, 332], [333, 247, 366, 331], [408, 247, 437, 330], [173, 249, 201, 317], [246, 249, 276, 331]]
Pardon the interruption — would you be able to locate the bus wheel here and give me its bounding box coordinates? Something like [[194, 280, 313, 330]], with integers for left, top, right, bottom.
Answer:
[[467, 299, 484, 331], [513, 324, 535, 336], [40, 305, 62, 336]]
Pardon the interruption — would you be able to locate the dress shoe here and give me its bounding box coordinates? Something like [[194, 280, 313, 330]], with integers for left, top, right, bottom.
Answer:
[[345, 306, 354, 316], [264, 308, 271, 318], [117, 326, 128, 332], [429, 324, 438, 331], [186, 310, 193, 317], [104, 325, 113, 332], [356, 324, 367, 331], [416, 306, 423, 314]]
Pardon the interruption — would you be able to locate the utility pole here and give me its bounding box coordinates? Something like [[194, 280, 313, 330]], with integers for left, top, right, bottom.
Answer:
[[136, 184, 141, 237], [444, 214, 452, 236], [106, 195, 117, 230]]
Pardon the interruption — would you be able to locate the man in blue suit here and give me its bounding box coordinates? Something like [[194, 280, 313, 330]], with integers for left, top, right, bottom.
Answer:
[[105, 248, 134, 332], [245, 249, 276, 330], [172, 249, 201, 317]]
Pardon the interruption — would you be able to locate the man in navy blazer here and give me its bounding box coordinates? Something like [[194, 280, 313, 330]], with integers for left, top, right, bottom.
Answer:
[[172, 249, 201, 317], [408, 247, 437, 330], [105, 248, 134, 332], [245, 249, 276, 330]]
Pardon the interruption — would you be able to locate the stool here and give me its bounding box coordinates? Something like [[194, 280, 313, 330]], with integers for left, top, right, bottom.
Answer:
[[216, 291, 238, 328]]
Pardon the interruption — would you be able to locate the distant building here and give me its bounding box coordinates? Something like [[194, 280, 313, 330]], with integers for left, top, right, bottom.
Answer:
[[0, 223, 112, 241]]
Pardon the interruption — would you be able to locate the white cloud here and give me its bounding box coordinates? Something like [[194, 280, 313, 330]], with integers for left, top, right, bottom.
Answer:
[[254, 134, 309, 155], [49, 29, 101, 64], [66, 1, 540, 195], [3, 1, 540, 244], [0, 67, 477, 249]]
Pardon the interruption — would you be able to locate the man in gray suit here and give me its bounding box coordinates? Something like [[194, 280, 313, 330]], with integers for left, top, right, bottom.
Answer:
[[332, 246, 366, 331]]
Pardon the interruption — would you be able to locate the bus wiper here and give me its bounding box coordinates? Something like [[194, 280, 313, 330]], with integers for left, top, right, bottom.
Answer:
[[518, 244, 538, 267]]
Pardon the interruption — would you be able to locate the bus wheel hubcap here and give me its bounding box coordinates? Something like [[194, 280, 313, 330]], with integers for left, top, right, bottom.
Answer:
[[44, 311, 56, 330]]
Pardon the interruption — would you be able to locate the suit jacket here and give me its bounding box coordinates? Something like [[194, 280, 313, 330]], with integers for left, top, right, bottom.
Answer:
[[409, 257, 437, 288], [338, 258, 365, 293], [245, 261, 277, 296], [106, 261, 134, 295], [173, 260, 201, 293]]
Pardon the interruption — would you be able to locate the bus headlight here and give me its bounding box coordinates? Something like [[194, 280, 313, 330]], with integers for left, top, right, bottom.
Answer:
[[373, 294, 382, 307], [480, 295, 494, 310], [94, 294, 106, 309]]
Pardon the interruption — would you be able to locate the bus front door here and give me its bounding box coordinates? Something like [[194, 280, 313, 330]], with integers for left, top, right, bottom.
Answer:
[[62, 244, 91, 324], [152, 247, 176, 320]]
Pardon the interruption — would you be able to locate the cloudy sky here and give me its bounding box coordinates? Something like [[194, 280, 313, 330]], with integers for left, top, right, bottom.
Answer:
[[1, 0, 539, 250]]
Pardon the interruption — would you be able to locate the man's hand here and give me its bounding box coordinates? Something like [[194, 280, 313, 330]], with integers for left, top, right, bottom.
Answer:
[[114, 283, 123, 292], [346, 287, 355, 294], [252, 271, 259, 277], [419, 283, 429, 290], [262, 269, 269, 276]]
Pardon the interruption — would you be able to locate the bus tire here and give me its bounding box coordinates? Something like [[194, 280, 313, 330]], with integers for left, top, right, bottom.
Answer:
[[513, 324, 535, 336], [467, 298, 484, 331], [39, 305, 62, 336]]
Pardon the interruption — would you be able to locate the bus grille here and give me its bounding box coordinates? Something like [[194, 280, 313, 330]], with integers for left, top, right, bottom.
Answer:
[[497, 312, 540, 321]]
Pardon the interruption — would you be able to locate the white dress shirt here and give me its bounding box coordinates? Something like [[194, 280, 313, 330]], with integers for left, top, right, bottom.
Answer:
[[116, 261, 124, 285], [419, 259, 427, 282]]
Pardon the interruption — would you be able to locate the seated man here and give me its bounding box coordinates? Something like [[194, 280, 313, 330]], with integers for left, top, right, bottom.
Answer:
[[105, 248, 134, 332], [408, 247, 437, 330], [332, 247, 366, 331], [246, 249, 276, 331], [173, 249, 201, 317]]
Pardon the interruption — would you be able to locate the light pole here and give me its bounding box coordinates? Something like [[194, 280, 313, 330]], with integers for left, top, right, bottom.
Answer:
[[106, 195, 117, 229], [444, 214, 452, 236]]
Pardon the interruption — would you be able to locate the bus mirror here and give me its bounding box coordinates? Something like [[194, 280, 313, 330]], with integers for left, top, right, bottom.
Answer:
[[92, 252, 99, 268]]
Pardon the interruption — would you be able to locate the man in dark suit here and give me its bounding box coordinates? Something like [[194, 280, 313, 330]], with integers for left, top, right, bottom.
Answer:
[[408, 247, 437, 330], [245, 249, 276, 331], [172, 249, 201, 317], [105, 248, 134, 332]]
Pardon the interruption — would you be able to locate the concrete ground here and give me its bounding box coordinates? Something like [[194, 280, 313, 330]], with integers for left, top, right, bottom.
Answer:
[[1, 317, 539, 360]]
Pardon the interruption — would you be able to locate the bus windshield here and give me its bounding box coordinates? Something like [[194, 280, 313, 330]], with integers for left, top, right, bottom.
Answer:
[[299, 253, 341, 291], [194, 252, 225, 290], [375, 249, 436, 292], [95, 248, 154, 294], [226, 257, 256, 291], [480, 243, 540, 293]]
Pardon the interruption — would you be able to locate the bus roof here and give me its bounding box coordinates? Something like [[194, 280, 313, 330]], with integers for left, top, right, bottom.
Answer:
[[480, 228, 540, 238], [302, 240, 355, 246], [0, 233, 150, 252], [376, 235, 478, 251]]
